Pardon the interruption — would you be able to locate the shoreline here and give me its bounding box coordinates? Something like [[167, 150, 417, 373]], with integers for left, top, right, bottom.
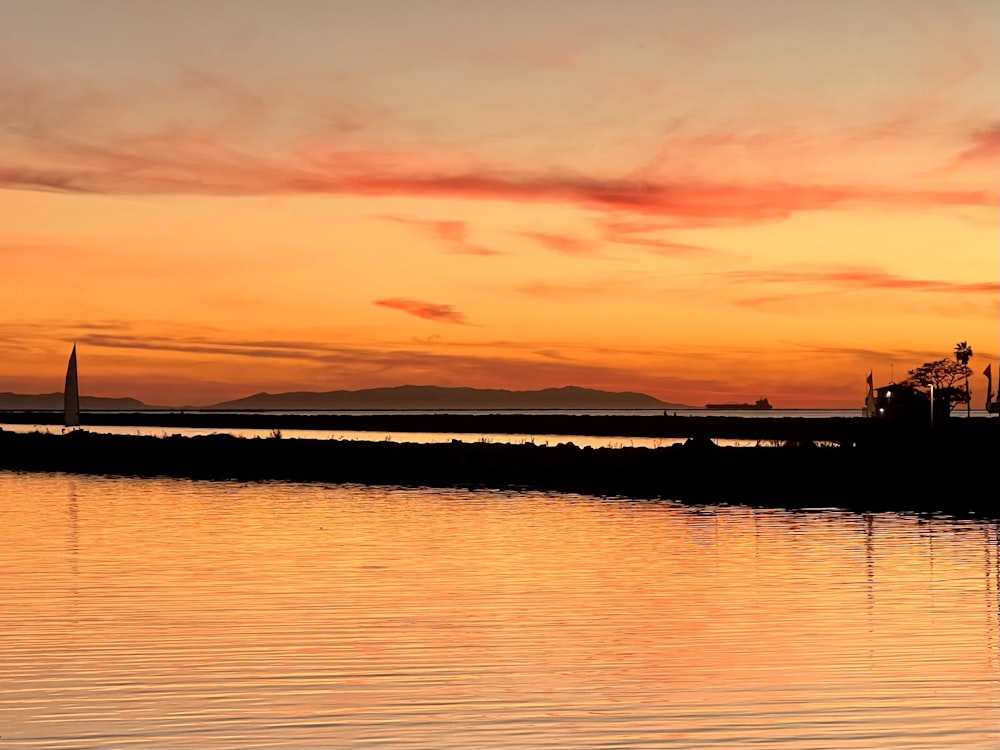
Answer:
[[1, 428, 996, 518]]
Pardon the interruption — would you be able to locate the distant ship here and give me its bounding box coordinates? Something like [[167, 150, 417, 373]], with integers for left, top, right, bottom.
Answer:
[[705, 397, 773, 411]]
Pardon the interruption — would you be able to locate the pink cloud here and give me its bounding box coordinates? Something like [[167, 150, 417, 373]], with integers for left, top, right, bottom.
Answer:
[[723, 266, 999, 294], [373, 298, 471, 325], [518, 231, 599, 257], [340, 175, 995, 228], [378, 215, 503, 256], [3, 67, 997, 226], [952, 122, 1000, 166], [517, 279, 632, 301], [595, 216, 718, 255]]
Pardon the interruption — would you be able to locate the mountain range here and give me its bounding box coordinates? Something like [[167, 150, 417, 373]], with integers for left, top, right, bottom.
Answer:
[[0, 385, 685, 411]]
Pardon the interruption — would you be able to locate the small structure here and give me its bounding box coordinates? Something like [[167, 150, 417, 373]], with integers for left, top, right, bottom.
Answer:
[[868, 383, 949, 425]]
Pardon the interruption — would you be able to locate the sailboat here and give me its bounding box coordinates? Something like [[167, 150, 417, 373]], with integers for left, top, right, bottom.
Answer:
[[64, 344, 81, 428]]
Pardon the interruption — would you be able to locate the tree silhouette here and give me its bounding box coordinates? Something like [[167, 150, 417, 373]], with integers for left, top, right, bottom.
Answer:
[[901, 359, 968, 412], [954, 341, 974, 416]]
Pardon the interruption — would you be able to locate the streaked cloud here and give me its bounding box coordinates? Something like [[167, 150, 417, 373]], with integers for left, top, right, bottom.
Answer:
[[595, 216, 719, 256], [517, 279, 636, 301], [951, 122, 1000, 166], [518, 231, 600, 257], [4, 154, 994, 224], [378, 215, 503, 256], [373, 298, 472, 325], [22, 325, 719, 404], [2, 70, 995, 226], [722, 266, 999, 295]]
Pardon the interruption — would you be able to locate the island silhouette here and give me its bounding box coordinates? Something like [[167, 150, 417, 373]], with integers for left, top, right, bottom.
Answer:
[[206, 385, 686, 411], [0, 393, 150, 410], [0, 385, 688, 411]]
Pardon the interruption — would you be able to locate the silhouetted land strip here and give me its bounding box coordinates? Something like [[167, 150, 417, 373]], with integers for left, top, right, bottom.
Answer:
[[0, 428, 996, 517], [3, 411, 997, 443]]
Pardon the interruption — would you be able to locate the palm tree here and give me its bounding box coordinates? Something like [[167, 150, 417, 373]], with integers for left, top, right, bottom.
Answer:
[[954, 341, 974, 416]]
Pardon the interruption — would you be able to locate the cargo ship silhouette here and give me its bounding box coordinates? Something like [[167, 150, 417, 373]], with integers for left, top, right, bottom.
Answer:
[[705, 397, 773, 411]]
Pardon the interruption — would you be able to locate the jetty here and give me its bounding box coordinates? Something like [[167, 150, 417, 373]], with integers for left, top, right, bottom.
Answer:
[[0, 424, 996, 517]]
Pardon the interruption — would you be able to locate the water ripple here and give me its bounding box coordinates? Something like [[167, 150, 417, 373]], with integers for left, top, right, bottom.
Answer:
[[0, 472, 997, 748]]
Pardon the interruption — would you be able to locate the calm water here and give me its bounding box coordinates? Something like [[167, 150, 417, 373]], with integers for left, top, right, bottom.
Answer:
[[1, 472, 997, 749], [4, 408, 992, 447], [0, 423, 767, 449]]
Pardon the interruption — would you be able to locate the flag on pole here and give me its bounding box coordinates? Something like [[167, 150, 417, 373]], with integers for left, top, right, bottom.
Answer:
[[865, 371, 875, 417], [984, 363, 992, 378]]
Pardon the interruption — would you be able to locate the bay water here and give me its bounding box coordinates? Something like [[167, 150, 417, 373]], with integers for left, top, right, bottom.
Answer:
[[1, 472, 997, 748]]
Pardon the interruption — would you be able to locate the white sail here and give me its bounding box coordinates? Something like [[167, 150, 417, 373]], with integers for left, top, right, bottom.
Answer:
[[64, 344, 80, 428]]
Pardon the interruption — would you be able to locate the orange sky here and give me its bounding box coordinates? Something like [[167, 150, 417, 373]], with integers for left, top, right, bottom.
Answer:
[[1, 1, 997, 406]]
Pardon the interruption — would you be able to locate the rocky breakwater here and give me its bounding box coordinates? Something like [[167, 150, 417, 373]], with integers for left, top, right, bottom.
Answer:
[[0, 427, 996, 516]]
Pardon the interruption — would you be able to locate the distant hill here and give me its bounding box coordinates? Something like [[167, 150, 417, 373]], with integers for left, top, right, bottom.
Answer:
[[206, 385, 686, 411], [0, 392, 153, 410], [0, 385, 688, 412]]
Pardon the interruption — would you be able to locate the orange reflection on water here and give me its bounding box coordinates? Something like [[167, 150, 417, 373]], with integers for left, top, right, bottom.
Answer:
[[0, 472, 996, 748]]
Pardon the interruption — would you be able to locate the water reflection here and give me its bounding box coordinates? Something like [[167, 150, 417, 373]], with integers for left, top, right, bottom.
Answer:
[[0, 422, 787, 448], [0, 472, 996, 749]]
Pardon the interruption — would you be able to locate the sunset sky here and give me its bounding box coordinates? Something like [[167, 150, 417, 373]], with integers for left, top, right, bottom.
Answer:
[[1, 0, 997, 407]]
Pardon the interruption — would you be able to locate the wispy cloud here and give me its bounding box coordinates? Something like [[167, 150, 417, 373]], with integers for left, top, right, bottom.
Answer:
[[518, 231, 600, 257], [792, 342, 979, 363], [101, 169, 1000, 222], [733, 292, 841, 313], [858, 0, 988, 144], [9, 318, 988, 407], [722, 266, 999, 295], [32, 326, 712, 403], [517, 279, 635, 301], [75, 332, 337, 361], [373, 298, 472, 325], [727, 265, 1000, 316], [595, 216, 719, 256], [378, 215, 503, 256], [2, 70, 995, 225], [951, 121, 1000, 167]]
